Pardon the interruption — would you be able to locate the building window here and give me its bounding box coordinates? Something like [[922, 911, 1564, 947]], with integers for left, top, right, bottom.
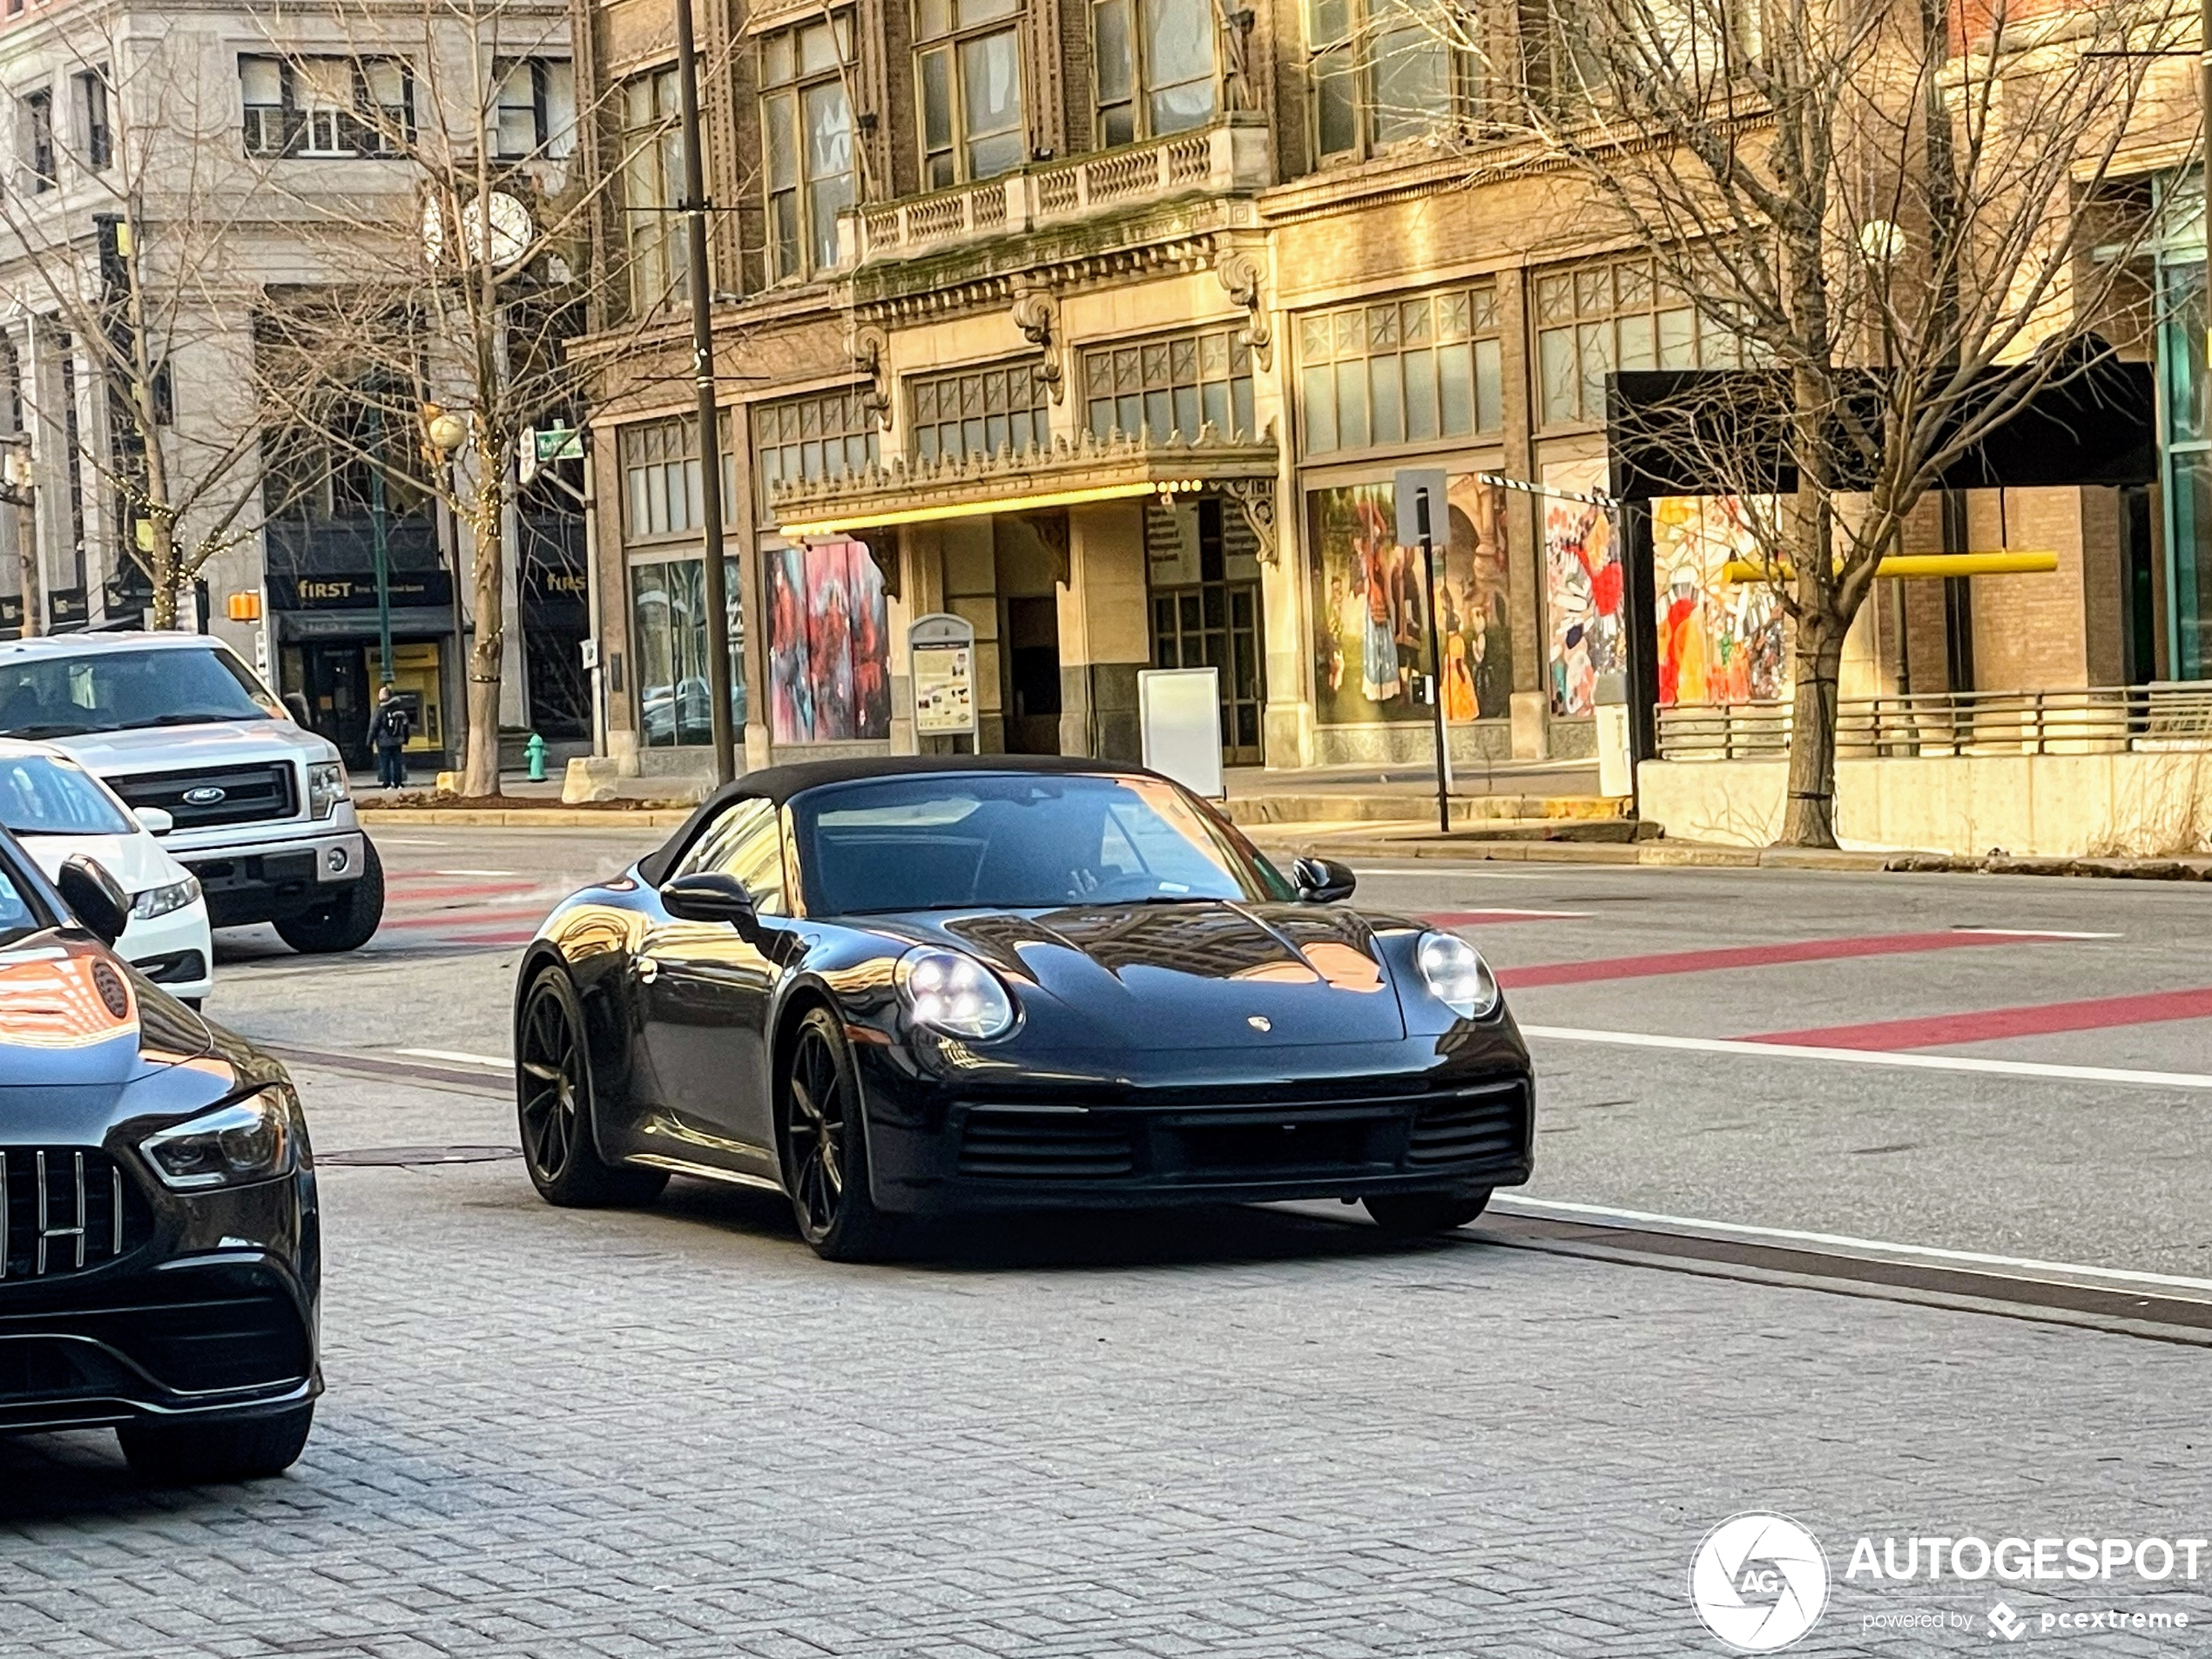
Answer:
[[754, 388, 880, 510], [77, 70, 111, 171], [1083, 327, 1254, 442], [1308, 0, 1466, 160], [630, 556, 744, 746], [914, 0, 1025, 190], [491, 59, 576, 160], [1534, 255, 1744, 427], [238, 57, 412, 158], [909, 361, 1050, 462], [621, 69, 685, 311], [24, 88, 55, 192], [620, 415, 737, 541], [1297, 285, 1501, 456], [1092, 0, 1215, 147], [760, 17, 854, 282]]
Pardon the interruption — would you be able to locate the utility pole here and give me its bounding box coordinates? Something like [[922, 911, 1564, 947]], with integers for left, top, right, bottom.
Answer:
[[370, 401, 393, 685], [674, 0, 736, 786]]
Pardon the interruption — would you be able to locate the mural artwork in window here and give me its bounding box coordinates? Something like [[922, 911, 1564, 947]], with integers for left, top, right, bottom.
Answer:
[[1653, 495, 1789, 705], [765, 537, 891, 743], [1541, 459, 1620, 717], [1308, 474, 1511, 726]]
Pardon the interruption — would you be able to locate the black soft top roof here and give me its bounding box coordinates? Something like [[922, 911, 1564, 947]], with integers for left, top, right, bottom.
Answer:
[[638, 753, 1153, 886]]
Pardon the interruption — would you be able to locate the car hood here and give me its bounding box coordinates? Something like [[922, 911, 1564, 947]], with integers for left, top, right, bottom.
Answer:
[[908, 901, 1409, 1049], [0, 929, 214, 1089], [44, 720, 331, 777], [15, 830, 179, 896]]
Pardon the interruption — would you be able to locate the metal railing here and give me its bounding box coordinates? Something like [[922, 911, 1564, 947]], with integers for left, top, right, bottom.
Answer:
[[1656, 684, 2212, 760]]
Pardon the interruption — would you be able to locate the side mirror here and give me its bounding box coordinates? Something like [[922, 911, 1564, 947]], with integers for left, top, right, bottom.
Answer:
[[1292, 855, 1358, 905], [282, 692, 314, 727], [660, 871, 759, 929], [57, 855, 131, 946], [132, 806, 174, 836]]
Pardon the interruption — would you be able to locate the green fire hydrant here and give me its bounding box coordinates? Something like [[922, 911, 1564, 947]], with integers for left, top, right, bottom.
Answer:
[[524, 731, 546, 783]]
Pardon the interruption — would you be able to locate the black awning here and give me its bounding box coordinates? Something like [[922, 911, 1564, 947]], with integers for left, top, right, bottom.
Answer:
[[1607, 340, 2156, 501]]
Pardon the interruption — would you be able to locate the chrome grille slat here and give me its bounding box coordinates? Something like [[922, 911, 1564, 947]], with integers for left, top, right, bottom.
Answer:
[[3, 1147, 135, 1279]]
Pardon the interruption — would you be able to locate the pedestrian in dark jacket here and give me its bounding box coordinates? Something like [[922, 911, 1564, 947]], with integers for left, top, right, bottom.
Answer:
[[368, 685, 412, 790]]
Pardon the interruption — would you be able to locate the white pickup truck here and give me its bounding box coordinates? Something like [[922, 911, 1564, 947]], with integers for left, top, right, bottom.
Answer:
[[0, 632, 383, 952]]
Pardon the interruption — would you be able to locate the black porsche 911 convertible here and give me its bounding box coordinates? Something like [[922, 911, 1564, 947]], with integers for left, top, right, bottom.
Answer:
[[0, 826, 319, 1479], [513, 756, 1534, 1260]]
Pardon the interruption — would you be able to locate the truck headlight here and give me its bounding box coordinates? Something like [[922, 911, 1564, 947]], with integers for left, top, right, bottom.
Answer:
[[1417, 931, 1501, 1019], [139, 1086, 301, 1190], [131, 873, 201, 920], [307, 761, 348, 819]]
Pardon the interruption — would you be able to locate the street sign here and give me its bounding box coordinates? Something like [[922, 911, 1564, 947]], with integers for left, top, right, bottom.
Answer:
[[909, 611, 977, 738], [1394, 468, 1448, 549], [534, 423, 583, 462]]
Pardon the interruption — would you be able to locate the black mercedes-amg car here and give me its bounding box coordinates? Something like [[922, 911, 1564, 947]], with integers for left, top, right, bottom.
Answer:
[[515, 757, 1534, 1261], [0, 826, 319, 1480]]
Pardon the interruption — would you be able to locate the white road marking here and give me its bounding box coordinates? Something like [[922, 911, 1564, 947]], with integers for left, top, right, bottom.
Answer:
[[433, 868, 519, 878], [375, 838, 452, 847], [1949, 927, 2124, 940], [395, 1048, 511, 1069], [1352, 866, 1560, 880], [1489, 1194, 2212, 1296], [1436, 908, 1593, 921], [1518, 1023, 2212, 1091]]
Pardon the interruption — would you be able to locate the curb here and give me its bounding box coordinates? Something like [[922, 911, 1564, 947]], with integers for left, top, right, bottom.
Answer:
[[360, 808, 693, 829]]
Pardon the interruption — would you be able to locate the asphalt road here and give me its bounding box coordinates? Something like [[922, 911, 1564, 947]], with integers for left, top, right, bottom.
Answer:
[[207, 826, 2212, 1274]]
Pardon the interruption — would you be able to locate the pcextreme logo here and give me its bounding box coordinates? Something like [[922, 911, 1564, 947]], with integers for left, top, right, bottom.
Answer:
[[1689, 1513, 1831, 1653]]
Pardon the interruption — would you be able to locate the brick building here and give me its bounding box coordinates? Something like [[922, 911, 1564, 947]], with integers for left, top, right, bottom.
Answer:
[[566, 0, 2206, 781]]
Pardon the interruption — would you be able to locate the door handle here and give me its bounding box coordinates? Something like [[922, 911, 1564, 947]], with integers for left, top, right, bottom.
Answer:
[[636, 955, 659, 984]]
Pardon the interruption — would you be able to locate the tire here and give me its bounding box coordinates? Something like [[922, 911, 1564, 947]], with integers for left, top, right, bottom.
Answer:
[[780, 1006, 897, 1263], [118, 1405, 314, 1484], [516, 966, 668, 1208], [273, 840, 385, 954], [1364, 1190, 1494, 1237]]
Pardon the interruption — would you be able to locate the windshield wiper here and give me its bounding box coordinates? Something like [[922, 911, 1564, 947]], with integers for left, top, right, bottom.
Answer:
[[140, 711, 265, 727], [1, 723, 98, 739]]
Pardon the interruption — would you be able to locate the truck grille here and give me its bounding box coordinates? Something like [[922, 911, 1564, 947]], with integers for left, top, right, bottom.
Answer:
[[1, 1149, 143, 1279], [110, 763, 296, 829]]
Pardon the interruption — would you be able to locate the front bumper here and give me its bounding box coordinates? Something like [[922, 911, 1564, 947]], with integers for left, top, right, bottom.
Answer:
[[175, 831, 365, 928], [0, 1157, 320, 1434], [855, 1039, 1535, 1217], [119, 899, 214, 1000]]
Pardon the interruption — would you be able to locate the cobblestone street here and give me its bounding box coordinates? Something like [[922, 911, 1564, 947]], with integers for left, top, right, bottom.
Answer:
[[5, 1057, 2208, 1658]]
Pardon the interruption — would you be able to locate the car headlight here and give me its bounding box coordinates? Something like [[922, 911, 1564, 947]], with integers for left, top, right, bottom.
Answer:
[[897, 948, 1016, 1041], [139, 1086, 301, 1190], [1417, 931, 1501, 1019], [131, 873, 201, 921], [307, 761, 348, 819]]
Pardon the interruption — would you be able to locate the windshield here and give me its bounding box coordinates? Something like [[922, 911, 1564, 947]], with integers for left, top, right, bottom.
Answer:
[[0, 752, 136, 836], [0, 646, 280, 738], [0, 842, 51, 948], [792, 772, 1291, 914]]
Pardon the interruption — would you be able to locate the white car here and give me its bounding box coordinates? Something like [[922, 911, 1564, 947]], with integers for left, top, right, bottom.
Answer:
[[0, 738, 214, 1003]]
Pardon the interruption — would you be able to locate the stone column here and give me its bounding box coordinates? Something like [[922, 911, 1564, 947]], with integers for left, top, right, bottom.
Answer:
[[1057, 500, 1148, 759]]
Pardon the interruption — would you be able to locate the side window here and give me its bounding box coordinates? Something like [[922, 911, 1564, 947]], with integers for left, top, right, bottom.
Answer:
[[676, 797, 789, 914]]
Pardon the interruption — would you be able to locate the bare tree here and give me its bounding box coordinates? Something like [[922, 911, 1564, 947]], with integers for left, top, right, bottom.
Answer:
[[1456, 0, 2188, 843], [249, 0, 738, 794], [0, 16, 303, 629]]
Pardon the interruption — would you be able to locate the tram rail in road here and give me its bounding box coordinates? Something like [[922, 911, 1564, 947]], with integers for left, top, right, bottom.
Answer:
[[275, 1040, 2212, 1350]]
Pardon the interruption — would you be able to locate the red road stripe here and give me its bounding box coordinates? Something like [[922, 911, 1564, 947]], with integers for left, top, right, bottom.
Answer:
[[377, 907, 550, 932], [1741, 987, 2212, 1051], [1495, 930, 2047, 989], [383, 880, 541, 901]]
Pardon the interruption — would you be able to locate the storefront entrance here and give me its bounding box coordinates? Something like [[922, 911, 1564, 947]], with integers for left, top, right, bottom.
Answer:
[[1147, 498, 1264, 765], [283, 639, 448, 770]]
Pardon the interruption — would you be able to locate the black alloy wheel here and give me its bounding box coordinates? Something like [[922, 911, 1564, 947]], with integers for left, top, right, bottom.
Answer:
[[781, 1007, 894, 1262], [1364, 1190, 1494, 1237], [517, 967, 666, 1208]]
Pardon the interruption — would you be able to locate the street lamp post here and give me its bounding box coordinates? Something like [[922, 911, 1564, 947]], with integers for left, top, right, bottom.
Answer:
[[673, 0, 737, 786], [370, 402, 393, 685], [425, 406, 469, 765]]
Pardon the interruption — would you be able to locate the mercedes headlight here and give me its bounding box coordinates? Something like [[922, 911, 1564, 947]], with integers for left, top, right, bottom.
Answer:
[[897, 948, 1016, 1041], [307, 761, 348, 819], [1417, 931, 1501, 1019], [139, 1086, 301, 1190], [131, 873, 201, 921]]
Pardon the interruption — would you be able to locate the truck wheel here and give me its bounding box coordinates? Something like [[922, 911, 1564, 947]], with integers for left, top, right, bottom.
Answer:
[[274, 840, 385, 954]]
